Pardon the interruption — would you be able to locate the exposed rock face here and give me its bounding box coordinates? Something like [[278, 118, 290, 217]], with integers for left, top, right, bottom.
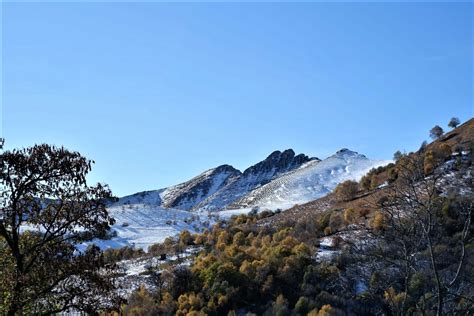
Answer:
[[242, 149, 314, 180], [115, 149, 316, 211], [193, 149, 317, 211], [229, 149, 389, 210], [114, 148, 389, 212], [161, 165, 241, 210], [113, 165, 241, 211]]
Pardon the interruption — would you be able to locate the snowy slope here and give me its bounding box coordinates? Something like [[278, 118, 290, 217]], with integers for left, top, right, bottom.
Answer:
[[230, 149, 391, 210], [193, 150, 316, 211], [114, 149, 314, 212], [159, 164, 241, 210], [84, 204, 211, 250], [114, 149, 388, 212], [88, 149, 389, 249], [114, 165, 241, 211]]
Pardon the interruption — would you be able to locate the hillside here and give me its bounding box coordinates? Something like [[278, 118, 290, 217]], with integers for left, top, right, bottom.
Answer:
[[105, 119, 473, 250], [229, 149, 390, 210], [428, 118, 474, 150], [259, 118, 474, 228], [116, 119, 473, 315]]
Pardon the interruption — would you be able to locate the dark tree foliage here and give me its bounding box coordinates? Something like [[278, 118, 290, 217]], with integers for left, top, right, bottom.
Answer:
[[448, 117, 461, 129], [0, 144, 121, 315], [430, 125, 444, 140], [393, 150, 403, 161]]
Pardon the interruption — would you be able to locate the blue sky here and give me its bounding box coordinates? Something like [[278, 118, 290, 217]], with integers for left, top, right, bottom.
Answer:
[[2, 2, 472, 196]]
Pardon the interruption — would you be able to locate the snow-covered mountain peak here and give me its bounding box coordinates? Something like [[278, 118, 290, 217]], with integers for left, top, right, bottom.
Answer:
[[242, 148, 315, 176], [229, 150, 391, 210], [332, 148, 367, 159], [193, 149, 315, 211], [114, 164, 241, 211], [213, 164, 241, 174], [115, 148, 389, 213]]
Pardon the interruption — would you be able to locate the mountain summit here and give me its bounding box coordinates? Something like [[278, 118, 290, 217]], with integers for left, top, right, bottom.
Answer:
[[242, 149, 316, 177], [194, 149, 316, 211]]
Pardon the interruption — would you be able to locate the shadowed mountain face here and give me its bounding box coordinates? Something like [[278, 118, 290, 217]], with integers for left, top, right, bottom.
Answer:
[[193, 149, 317, 211], [161, 164, 242, 210], [242, 149, 315, 178]]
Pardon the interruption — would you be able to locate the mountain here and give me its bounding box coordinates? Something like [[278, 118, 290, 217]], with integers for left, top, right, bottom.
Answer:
[[114, 164, 241, 211], [258, 118, 474, 228], [229, 149, 391, 210], [114, 148, 389, 212], [94, 120, 474, 251], [114, 149, 316, 211], [193, 149, 317, 211]]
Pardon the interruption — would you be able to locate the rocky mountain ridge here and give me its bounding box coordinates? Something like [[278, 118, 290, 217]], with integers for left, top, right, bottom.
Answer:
[[114, 149, 317, 211], [229, 148, 389, 210]]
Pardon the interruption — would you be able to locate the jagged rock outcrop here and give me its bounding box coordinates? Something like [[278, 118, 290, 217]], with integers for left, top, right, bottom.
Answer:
[[114, 148, 389, 212], [161, 164, 241, 210], [114, 149, 316, 211], [192, 149, 317, 211], [229, 149, 389, 209], [114, 164, 241, 211]]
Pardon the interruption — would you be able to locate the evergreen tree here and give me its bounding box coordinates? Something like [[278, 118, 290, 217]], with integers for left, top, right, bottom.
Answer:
[[429, 125, 444, 139]]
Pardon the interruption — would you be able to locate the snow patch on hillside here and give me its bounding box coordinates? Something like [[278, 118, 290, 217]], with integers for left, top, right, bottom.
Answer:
[[83, 204, 212, 250]]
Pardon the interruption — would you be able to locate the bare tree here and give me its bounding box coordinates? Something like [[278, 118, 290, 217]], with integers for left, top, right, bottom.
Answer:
[[351, 152, 473, 315]]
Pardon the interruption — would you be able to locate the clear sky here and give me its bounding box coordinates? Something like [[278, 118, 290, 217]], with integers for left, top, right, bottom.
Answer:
[[2, 1, 472, 196]]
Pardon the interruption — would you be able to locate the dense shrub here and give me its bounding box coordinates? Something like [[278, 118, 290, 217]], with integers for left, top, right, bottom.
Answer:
[[334, 180, 359, 201]]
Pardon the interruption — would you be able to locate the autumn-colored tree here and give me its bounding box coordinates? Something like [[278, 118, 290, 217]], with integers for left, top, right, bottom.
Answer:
[[0, 144, 121, 315], [334, 180, 359, 201], [370, 174, 378, 190], [343, 208, 357, 224], [179, 230, 194, 246], [122, 285, 160, 316], [359, 173, 372, 191], [267, 294, 290, 316], [387, 167, 398, 183]]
